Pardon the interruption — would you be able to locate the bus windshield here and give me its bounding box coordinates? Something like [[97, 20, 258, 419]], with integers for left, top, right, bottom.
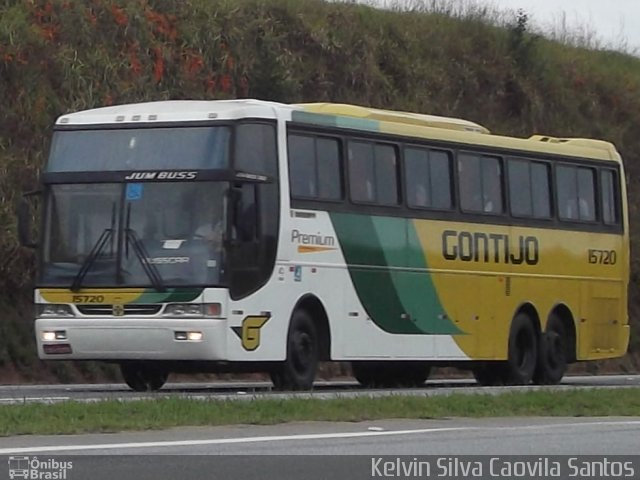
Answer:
[[41, 181, 227, 288], [46, 126, 231, 172]]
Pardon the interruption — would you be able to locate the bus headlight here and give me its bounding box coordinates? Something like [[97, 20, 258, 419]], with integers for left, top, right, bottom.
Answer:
[[37, 304, 74, 318], [41, 330, 67, 341], [163, 303, 222, 318], [174, 331, 204, 341]]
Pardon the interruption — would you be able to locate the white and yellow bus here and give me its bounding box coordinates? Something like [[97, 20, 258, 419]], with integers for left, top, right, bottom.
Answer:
[[22, 99, 629, 391]]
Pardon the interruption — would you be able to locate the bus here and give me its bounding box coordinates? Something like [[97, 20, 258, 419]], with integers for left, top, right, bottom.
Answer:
[[20, 99, 629, 391]]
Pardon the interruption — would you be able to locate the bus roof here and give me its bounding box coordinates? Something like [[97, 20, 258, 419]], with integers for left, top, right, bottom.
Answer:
[[297, 103, 490, 134], [55, 99, 288, 125], [56, 99, 621, 163], [294, 103, 621, 163]]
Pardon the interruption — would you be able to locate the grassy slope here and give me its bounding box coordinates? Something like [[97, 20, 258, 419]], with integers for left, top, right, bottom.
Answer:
[[1, 0, 640, 380]]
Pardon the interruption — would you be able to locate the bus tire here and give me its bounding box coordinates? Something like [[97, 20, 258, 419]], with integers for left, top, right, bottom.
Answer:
[[270, 309, 318, 391], [504, 313, 538, 385], [120, 362, 169, 392], [533, 316, 568, 385]]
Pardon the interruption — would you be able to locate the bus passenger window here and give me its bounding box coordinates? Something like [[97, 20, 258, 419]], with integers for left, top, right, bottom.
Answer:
[[482, 158, 503, 213], [430, 150, 452, 209], [348, 141, 399, 205], [531, 162, 551, 218], [405, 148, 452, 210], [288, 134, 342, 201], [316, 138, 341, 200], [601, 169, 619, 225], [348, 141, 375, 203], [288, 135, 316, 198], [557, 165, 596, 222], [508, 159, 551, 219], [577, 168, 596, 221], [405, 147, 430, 209], [374, 144, 399, 206], [459, 153, 502, 214], [458, 153, 482, 212]]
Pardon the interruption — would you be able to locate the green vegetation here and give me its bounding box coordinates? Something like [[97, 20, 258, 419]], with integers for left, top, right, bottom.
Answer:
[[2, 0, 640, 379], [1, 388, 640, 436]]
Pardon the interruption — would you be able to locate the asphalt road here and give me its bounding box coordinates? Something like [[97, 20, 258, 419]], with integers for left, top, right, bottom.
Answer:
[[1, 418, 639, 479], [1, 376, 639, 479]]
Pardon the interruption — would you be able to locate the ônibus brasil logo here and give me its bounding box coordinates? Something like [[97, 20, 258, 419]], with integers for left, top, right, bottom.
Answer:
[[8, 456, 73, 480]]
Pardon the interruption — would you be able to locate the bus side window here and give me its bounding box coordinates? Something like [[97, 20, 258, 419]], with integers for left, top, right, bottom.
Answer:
[[458, 153, 482, 212], [348, 141, 375, 203], [348, 141, 398, 206], [288, 134, 342, 201], [601, 169, 619, 225], [288, 134, 316, 198], [459, 153, 502, 214], [508, 159, 551, 219], [557, 165, 577, 220], [481, 157, 503, 213], [405, 147, 454, 209], [374, 144, 399, 206], [531, 162, 551, 218], [577, 167, 596, 221], [316, 137, 342, 200], [430, 150, 453, 209], [557, 165, 596, 222]]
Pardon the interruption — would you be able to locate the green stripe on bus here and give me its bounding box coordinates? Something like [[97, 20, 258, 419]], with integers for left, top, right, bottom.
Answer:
[[404, 219, 462, 334], [331, 213, 461, 335], [137, 288, 203, 304], [331, 213, 421, 334]]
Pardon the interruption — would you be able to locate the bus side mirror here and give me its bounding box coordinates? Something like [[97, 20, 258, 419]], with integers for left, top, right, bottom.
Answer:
[[17, 190, 41, 248]]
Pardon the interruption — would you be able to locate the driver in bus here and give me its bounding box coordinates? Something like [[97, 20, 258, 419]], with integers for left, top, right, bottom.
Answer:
[[193, 213, 223, 249]]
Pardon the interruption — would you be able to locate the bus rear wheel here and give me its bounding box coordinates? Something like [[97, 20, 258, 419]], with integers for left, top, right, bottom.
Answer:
[[270, 309, 318, 391], [503, 313, 538, 385], [120, 362, 169, 392], [534, 315, 568, 385]]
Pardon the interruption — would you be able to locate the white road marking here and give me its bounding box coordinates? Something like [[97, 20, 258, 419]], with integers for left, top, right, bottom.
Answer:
[[0, 427, 465, 454], [1, 420, 640, 454]]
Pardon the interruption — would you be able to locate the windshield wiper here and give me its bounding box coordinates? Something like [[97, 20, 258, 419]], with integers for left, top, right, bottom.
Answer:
[[125, 228, 165, 292], [123, 203, 165, 292], [70, 227, 113, 292], [70, 202, 117, 292]]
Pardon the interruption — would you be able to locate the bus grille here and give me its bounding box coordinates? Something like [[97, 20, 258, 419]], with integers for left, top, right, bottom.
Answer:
[[76, 304, 163, 316]]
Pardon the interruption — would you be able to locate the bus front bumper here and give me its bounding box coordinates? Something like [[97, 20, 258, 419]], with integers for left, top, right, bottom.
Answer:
[[35, 318, 228, 361]]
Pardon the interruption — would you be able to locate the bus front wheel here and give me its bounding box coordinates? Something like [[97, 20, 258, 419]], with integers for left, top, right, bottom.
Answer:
[[120, 362, 169, 392], [270, 309, 318, 391]]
